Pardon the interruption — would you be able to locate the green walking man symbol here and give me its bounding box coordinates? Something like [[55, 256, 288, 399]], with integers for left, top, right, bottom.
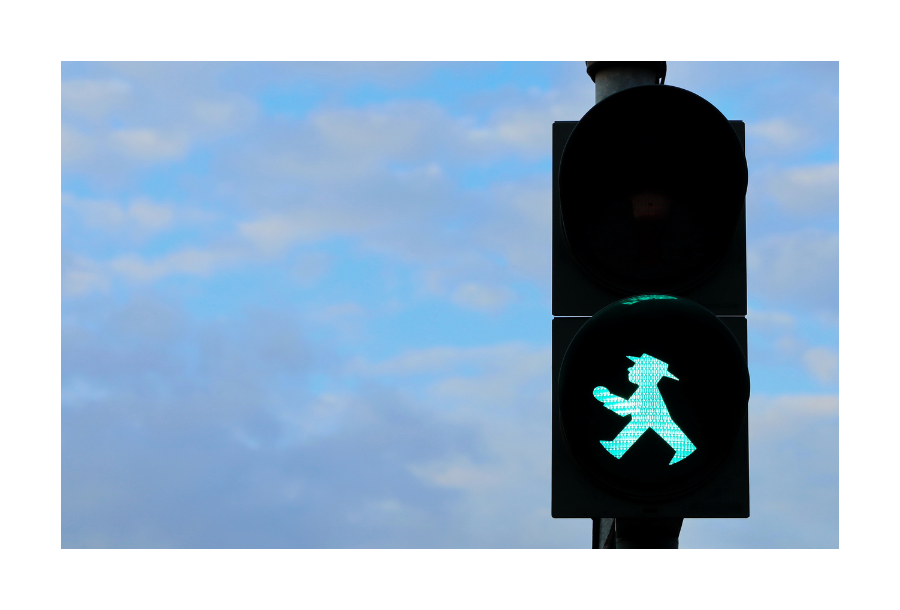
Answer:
[[593, 353, 696, 465]]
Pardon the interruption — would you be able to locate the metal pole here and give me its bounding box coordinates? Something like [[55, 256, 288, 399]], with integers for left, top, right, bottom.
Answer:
[[614, 517, 683, 549], [591, 517, 616, 549], [586, 61, 667, 104]]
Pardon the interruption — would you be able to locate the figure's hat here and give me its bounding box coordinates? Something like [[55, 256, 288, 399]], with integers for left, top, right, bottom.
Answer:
[[626, 353, 679, 380]]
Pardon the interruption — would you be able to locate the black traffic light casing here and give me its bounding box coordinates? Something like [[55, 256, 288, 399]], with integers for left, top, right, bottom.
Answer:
[[553, 89, 747, 317], [551, 84, 749, 518], [551, 309, 749, 518]]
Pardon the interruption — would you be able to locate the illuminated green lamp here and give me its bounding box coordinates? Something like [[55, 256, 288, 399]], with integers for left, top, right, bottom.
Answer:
[[619, 294, 677, 306], [593, 353, 696, 465]]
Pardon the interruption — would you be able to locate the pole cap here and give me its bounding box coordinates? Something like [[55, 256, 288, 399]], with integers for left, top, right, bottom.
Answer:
[[586, 61, 667, 85]]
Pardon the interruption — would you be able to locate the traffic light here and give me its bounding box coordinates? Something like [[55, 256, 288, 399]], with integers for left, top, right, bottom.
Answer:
[[551, 64, 751, 523]]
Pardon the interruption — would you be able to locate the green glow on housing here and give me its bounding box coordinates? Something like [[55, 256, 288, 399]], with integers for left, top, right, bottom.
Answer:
[[593, 353, 696, 465], [620, 295, 678, 306]]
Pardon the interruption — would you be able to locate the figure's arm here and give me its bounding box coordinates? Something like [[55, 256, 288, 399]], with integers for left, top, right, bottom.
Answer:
[[593, 386, 630, 416]]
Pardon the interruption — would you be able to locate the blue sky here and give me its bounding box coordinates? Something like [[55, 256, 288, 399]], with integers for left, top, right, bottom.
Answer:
[[61, 61, 838, 548]]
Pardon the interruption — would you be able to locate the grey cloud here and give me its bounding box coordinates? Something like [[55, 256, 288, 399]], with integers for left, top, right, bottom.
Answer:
[[62, 291, 835, 548], [63, 398, 480, 548], [63, 299, 311, 426], [62, 289, 570, 548], [62, 296, 581, 547], [61, 63, 838, 549]]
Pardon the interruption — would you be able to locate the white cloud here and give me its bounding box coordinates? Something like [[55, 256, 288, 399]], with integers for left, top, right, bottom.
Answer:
[[352, 345, 476, 376], [62, 78, 131, 119], [128, 198, 175, 230], [748, 229, 838, 312], [685, 391, 837, 548], [109, 247, 239, 282], [748, 308, 795, 333], [305, 302, 367, 342], [61, 125, 93, 164], [60, 62, 839, 549], [278, 392, 356, 443], [238, 209, 371, 253], [273, 102, 451, 181], [467, 109, 548, 154], [765, 162, 838, 216], [108, 128, 189, 162], [248, 92, 580, 189], [354, 343, 548, 385], [66, 196, 124, 227], [67, 92, 563, 307], [62, 74, 256, 176], [480, 180, 551, 283], [62, 254, 109, 296], [451, 282, 514, 312], [404, 343, 549, 412], [802, 347, 839, 384], [343, 339, 558, 543], [64, 193, 175, 233], [191, 99, 241, 127], [749, 393, 838, 440], [748, 118, 806, 149], [312, 103, 430, 153], [408, 457, 499, 490]]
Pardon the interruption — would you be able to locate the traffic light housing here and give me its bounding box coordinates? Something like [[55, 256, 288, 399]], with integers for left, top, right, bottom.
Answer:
[[551, 82, 750, 519], [553, 85, 748, 317]]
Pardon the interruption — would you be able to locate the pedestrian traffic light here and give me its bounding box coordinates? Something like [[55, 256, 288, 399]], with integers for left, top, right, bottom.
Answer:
[[554, 83, 748, 316], [551, 63, 750, 522], [559, 295, 749, 503]]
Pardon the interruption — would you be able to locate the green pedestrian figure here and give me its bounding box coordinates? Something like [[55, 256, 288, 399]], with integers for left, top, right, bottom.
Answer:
[[593, 353, 696, 465]]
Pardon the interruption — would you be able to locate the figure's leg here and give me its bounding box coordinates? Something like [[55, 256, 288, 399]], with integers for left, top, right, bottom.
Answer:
[[652, 419, 697, 465], [600, 419, 649, 459]]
